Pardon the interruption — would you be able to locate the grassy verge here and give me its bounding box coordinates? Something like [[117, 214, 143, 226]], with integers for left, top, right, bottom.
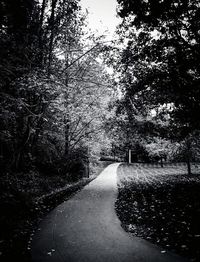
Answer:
[[115, 163, 200, 262], [0, 161, 109, 262]]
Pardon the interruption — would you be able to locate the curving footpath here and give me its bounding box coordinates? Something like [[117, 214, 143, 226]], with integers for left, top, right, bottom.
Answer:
[[31, 163, 188, 262]]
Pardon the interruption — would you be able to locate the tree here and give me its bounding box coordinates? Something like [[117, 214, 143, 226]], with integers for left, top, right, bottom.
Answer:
[[116, 0, 200, 126], [145, 137, 175, 167], [0, 0, 114, 176], [111, 0, 200, 172]]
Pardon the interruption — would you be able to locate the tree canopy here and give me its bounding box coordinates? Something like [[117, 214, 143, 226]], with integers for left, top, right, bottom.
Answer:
[[0, 0, 114, 176], [115, 0, 200, 134], [101, 0, 200, 168]]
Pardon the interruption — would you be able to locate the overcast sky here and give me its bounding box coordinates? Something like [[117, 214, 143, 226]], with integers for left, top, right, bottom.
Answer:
[[80, 0, 120, 37]]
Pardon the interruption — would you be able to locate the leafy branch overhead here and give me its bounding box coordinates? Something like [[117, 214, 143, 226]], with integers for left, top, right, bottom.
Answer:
[[115, 0, 200, 129], [0, 0, 114, 173], [102, 0, 200, 169]]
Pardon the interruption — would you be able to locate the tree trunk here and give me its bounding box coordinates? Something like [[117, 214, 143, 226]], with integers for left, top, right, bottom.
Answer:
[[48, 0, 57, 75], [65, 121, 70, 155], [13, 117, 31, 170], [64, 40, 70, 156], [160, 157, 163, 168], [38, 0, 47, 65], [187, 158, 191, 175], [186, 138, 192, 175]]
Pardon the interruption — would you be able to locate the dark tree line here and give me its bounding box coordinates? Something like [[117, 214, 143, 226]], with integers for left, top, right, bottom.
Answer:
[[104, 0, 200, 172], [0, 0, 112, 177], [117, 0, 200, 131], [0, 3, 116, 260]]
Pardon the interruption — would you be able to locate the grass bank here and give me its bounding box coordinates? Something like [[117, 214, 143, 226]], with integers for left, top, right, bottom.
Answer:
[[115, 163, 200, 262]]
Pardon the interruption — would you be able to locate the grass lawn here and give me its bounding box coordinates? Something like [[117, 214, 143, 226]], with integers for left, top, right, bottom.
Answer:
[[116, 163, 200, 262]]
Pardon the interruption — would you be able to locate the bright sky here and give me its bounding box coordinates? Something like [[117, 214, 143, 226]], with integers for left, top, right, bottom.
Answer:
[[80, 0, 120, 38]]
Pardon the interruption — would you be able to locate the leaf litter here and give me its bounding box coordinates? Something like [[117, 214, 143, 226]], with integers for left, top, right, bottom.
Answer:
[[115, 163, 200, 262]]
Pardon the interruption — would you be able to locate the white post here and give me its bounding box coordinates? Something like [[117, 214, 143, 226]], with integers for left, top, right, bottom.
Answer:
[[129, 149, 131, 164]]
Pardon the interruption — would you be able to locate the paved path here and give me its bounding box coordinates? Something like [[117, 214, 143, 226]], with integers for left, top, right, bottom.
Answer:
[[31, 163, 188, 262]]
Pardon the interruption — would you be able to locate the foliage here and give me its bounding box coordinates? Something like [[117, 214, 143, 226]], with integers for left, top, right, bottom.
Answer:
[[115, 0, 200, 131], [0, 0, 114, 176], [101, 0, 200, 170], [145, 137, 176, 163]]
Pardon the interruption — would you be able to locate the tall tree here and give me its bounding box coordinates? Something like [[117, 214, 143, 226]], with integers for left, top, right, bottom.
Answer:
[[0, 0, 114, 173], [110, 0, 200, 171], [116, 0, 200, 130]]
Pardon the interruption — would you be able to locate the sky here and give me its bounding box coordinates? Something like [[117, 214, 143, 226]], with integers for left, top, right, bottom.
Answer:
[[80, 0, 120, 38]]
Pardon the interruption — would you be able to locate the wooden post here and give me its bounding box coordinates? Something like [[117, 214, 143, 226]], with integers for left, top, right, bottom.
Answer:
[[129, 149, 131, 164]]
